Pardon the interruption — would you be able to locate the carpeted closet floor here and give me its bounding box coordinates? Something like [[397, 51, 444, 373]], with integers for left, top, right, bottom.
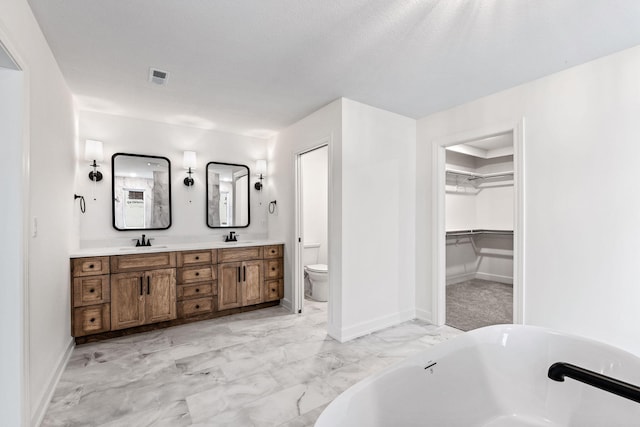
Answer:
[[446, 279, 513, 331]]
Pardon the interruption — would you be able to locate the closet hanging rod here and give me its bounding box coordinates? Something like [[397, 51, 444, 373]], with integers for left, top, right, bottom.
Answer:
[[445, 169, 514, 180]]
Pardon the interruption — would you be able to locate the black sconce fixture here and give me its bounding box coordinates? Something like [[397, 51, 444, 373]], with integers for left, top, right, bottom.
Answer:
[[254, 159, 266, 191], [85, 139, 104, 182], [183, 151, 196, 186]]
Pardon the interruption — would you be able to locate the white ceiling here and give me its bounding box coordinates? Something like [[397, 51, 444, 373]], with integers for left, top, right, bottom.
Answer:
[[27, 0, 640, 138]]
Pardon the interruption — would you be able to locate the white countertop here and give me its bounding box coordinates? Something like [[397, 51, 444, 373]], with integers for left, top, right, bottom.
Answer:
[[70, 240, 285, 258]]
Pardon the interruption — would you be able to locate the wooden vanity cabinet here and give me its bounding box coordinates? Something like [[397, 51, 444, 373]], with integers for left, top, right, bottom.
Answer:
[[110, 268, 176, 330], [71, 256, 111, 337], [177, 249, 217, 318], [263, 245, 284, 302], [218, 247, 266, 310], [71, 244, 283, 342]]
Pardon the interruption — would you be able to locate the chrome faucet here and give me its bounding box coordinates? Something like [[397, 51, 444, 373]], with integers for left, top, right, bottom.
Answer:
[[225, 231, 237, 242]]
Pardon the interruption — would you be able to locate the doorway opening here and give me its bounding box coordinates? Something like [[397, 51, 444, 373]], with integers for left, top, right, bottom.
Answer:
[[294, 143, 329, 314], [432, 121, 525, 329]]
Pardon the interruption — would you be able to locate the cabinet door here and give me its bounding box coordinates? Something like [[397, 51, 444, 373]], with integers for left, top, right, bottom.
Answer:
[[242, 260, 264, 306], [218, 262, 242, 310], [111, 272, 145, 330], [145, 268, 177, 324]]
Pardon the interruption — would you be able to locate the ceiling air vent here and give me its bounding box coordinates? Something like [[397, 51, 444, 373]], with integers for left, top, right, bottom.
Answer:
[[148, 67, 169, 85]]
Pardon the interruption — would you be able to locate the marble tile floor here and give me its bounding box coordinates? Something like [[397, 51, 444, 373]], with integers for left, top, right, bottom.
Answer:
[[42, 299, 462, 427]]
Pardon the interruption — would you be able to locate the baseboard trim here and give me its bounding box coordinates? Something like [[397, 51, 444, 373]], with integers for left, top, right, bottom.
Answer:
[[415, 308, 433, 323], [475, 272, 513, 285], [31, 337, 74, 427], [338, 309, 416, 343], [446, 272, 475, 285], [281, 298, 293, 313]]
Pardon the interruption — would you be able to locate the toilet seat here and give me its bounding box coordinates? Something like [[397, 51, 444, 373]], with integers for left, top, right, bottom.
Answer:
[[305, 264, 327, 273]]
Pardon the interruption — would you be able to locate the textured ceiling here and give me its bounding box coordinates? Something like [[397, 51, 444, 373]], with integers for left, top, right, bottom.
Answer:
[[27, 0, 640, 137]]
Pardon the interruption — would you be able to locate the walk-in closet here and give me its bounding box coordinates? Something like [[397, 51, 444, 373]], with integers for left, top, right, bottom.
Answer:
[[445, 135, 514, 331]]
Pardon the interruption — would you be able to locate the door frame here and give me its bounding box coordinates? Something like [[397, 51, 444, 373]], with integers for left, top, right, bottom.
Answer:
[[0, 27, 31, 426], [431, 119, 525, 326], [293, 139, 330, 314]]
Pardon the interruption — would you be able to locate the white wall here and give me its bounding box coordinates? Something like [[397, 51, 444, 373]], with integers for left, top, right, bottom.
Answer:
[[77, 111, 269, 247], [340, 99, 416, 340], [301, 146, 328, 264], [417, 44, 640, 356], [0, 1, 78, 424], [269, 98, 416, 342], [267, 99, 342, 334]]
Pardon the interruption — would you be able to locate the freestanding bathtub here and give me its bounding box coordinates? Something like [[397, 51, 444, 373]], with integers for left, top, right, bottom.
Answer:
[[316, 325, 640, 426]]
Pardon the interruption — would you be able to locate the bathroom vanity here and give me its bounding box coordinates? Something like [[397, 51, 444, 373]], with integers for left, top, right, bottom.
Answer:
[[70, 242, 284, 344]]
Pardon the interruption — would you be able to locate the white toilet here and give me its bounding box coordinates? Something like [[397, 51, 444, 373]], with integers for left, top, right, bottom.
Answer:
[[303, 243, 329, 302], [304, 264, 329, 302]]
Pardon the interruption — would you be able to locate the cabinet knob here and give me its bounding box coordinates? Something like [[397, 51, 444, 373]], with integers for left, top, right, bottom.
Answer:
[[272, 267, 276, 271], [195, 272, 200, 276], [89, 264, 94, 269], [90, 318, 95, 323], [195, 305, 200, 309], [195, 256, 200, 260], [195, 288, 200, 293], [89, 288, 95, 293]]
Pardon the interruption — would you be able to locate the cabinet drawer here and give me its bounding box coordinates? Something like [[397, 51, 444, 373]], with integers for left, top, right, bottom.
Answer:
[[177, 282, 216, 300], [71, 257, 110, 277], [264, 259, 283, 280], [73, 275, 110, 307], [178, 266, 215, 284], [111, 252, 176, 273], [177, 250, 217, 267], [264, 245, 283, 259], [73, 304, 111, 337], [178, 297, 214, 318], [218, 246, 263, 263], [264, 279, 284, 302]]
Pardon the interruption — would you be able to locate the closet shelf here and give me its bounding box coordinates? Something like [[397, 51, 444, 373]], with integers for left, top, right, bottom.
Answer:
[[446, 229, 513, 238]]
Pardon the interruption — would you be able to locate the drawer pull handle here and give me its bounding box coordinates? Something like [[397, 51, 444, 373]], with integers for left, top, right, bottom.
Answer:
[[195, 272, 200, 276], [90, 318, 95, 323], [89, 264, 94, 269], [195, 288, 200, 293], [195, 256, 200, 260], [272, 267, 276, 271], [195, 305, 200, 309], [271, 288, 275, 292], [89, 288, 95, 293]]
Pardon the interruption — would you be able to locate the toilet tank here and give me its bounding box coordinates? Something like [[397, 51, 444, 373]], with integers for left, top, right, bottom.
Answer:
[[303, 243, 320, 266]]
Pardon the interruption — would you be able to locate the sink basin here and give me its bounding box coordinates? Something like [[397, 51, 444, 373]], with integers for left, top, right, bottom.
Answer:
[[120, 245, 169, 251], [223, 241, 253, 245]]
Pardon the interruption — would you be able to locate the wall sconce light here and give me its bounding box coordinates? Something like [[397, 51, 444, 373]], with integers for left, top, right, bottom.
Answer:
[[183, 151, 196, 186], [85, 139, 104, 182], [254, 159, 267, 191]]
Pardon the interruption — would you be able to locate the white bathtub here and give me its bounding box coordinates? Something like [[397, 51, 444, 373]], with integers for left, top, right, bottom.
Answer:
[[316, 325, 640, 426]]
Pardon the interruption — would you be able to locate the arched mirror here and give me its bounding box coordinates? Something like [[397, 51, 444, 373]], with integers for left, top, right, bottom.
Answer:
[[112, 153, 171, 230], [206, 162, 250, 228]]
